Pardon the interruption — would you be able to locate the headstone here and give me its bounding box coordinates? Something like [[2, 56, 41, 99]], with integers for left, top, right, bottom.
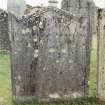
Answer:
[[9, 3, 95, 101], [61, 0, 96, 83], [61, 0, 95, 14], [7, 0, 26, 18], [0, 9, 9, 51], [48, 0, 58, 7], [97, 9, 105, 100]]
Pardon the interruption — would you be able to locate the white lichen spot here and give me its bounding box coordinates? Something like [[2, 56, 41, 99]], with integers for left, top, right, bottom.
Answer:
[[63, 95, 71, 99], [43, 67, 46, 71], [26, 28, 31, 33], [69, 59, 73, 64], [61, 18, 64, 22], [22, 30, 26, 34], [33, 26, 37, 30], [34, 49, 39, 58], [18, 76, 21, 80], [72, 92, 82, 98], [69, 23, 76, 34], [39, 22, 43, 29], [56, 35, 59, 38], [14, 52, 17, 54], [56, 60, 60, 64], [49, 48, 55, 53], [34, 49, 39, 53], [16, 85, 20, 94], [61, 49, 66, 53], [27, 43, 31, 48], [40, 40, 43, 45], [49, 93, 60, 99], [33, 38, 38, 42], [4, 14, 7, 17], [34, 54, 38, 58]]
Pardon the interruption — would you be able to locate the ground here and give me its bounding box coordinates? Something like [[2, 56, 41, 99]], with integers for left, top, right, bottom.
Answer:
[[89, 34, 97, 97], [0, 35, 105, 105]]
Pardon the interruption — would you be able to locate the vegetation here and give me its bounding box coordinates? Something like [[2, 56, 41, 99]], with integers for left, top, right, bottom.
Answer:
[[0, 35, 105, 105], [0, 51, 11, 105], [89, 34, 97, 96]]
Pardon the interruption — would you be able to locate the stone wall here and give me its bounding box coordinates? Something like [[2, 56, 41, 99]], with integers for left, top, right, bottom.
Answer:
[[0, 9, 9, 51], [97, 9, 105, 100]]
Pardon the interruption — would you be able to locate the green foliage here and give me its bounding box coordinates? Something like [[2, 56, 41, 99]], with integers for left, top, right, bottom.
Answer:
[[89, 34, 97, 96], [0, 51, 12, 105], [12, 98, 105, 105]]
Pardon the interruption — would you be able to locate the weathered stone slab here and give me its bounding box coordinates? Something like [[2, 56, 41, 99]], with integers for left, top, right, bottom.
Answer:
[[0, 9, 9, 51], [9, 3, 95, 101], [61, 0, 96, 84], [97, 9, 105, 100]]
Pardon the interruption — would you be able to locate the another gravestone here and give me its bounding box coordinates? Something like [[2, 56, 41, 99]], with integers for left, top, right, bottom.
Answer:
[[0, 9, 9, 51], [61, 0, 96, 86], [97, 9, 105, 100], [61, 0, 95, 47]]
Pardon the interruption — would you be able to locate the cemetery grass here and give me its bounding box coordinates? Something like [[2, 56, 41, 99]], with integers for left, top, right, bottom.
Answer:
[[0, 34, 105, 105]]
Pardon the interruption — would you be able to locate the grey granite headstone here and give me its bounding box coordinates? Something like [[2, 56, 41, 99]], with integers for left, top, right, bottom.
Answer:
[[61, 0, 96, 83], [97, 9, 105, 100], [9, 3, 95, 101], [0, 9, 9, 51]]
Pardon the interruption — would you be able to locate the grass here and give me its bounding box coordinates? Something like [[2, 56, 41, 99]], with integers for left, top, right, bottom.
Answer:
[[0, 34, 105, 105], [0, 51, 12, 105], [89, 34, 97, 96]]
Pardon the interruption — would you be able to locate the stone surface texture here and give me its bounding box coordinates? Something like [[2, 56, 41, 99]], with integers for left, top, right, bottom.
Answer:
[[97, 9, 105, 100], [9, 0, 95, 102], [0, 9, 9, 51], [61, 0, 96, 89], [61, 0, 96, 45]]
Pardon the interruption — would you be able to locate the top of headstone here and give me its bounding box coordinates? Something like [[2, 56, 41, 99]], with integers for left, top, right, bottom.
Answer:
[[61, 0, 96, 15], [48, 0, 58, 7], [48, 0, 58, 3]]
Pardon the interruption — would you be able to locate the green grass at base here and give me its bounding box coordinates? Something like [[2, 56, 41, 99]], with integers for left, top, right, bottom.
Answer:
[[0, 51, 12, 105], [89, 34, 97, 96]]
